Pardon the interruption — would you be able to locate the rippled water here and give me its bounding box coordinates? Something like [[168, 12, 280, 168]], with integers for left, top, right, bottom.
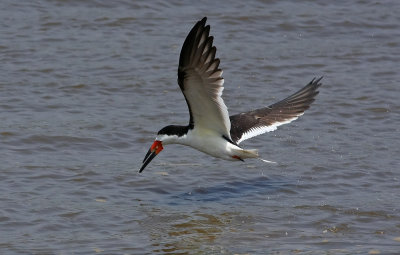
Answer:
[[1, 0, 399, 254]]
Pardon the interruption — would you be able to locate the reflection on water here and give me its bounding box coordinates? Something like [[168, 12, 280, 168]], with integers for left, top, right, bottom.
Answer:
[[140, 203, 400, 254], [140, 210, 244, 254], [172, 176, 289, 203]]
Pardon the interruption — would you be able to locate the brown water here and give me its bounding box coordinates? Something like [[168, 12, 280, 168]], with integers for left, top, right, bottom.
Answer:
[[1, 0, 400, 254]]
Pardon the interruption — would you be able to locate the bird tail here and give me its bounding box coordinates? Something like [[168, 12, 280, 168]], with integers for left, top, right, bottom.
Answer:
[[234, 148, 277, 164], [239, 149, 259, 158]]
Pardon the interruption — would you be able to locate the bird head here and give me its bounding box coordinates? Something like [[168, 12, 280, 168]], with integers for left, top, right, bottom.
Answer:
[[139, 125, 188, 173]]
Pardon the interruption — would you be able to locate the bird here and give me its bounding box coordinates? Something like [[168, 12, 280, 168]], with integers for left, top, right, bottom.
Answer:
[[139, 17, 322, 173]]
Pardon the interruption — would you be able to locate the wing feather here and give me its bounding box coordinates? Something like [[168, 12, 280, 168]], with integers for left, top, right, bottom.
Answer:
[[178, 17, 231, 138], [230, 77, 322, 144]]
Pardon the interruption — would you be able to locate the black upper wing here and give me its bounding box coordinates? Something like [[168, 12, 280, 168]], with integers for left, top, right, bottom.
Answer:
[[230, 77, 322, 144], [177, 17, 231, 138]]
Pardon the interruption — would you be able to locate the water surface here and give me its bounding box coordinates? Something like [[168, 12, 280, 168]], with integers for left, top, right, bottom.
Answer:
[[1, 0, 399, 254]]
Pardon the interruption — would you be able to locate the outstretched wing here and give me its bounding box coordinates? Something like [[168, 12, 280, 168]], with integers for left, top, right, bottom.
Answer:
[[230, 77, 322, 144], [178, 17, 231, 139]]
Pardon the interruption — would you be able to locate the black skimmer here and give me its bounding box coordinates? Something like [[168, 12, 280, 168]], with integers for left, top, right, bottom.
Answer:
[[139, 17, 322, 173]]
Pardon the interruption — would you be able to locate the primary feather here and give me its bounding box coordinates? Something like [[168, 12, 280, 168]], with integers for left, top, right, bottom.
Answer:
[[230, 77, 323, 144]]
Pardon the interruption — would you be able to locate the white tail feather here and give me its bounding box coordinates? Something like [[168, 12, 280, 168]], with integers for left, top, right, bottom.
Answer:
[[241, 149, 259, 158], [258, 158, 277, 164]]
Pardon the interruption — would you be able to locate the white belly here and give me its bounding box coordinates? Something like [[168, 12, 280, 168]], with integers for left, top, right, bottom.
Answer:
[[179, 128, 257, 161]]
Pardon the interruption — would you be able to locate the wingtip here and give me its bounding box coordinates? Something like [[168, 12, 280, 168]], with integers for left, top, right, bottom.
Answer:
[[313, 76, 323, 86], [190, 17, 207, 34], [308, 76, 323, 92], [197, 17, 207, 26]]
